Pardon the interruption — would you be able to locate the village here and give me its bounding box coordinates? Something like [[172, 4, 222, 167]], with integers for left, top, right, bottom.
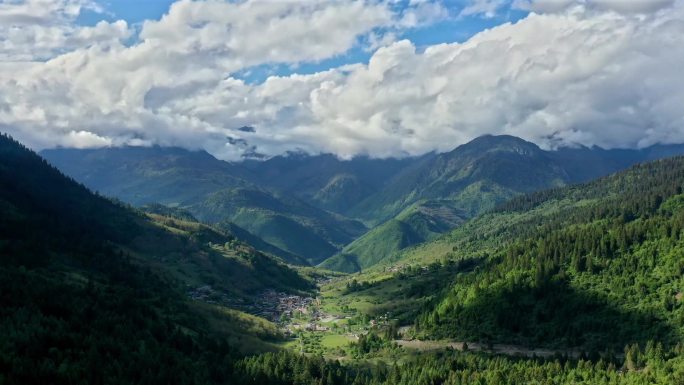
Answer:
[[248, 289, 342, 334], [186, 285, 321, 327]]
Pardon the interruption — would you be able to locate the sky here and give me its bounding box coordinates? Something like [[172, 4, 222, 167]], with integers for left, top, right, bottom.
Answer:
[[0, 0, 682, 160]]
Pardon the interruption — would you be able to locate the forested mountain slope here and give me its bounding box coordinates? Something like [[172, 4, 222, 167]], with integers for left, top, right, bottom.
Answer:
[[337, 156, 684, 352], [41, 146, 366, 265], [322, 136, 684, 272], [242, 152, 418, 214], [0, 134, 313, 382], [320, 201, 468, 272]]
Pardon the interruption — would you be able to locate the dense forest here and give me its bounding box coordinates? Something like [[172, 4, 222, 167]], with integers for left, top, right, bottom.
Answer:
[[409, 158, 684, 351], [0, 134, 305, 384]]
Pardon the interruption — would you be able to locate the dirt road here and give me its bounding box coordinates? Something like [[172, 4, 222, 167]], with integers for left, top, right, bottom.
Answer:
[[396, 339, 582, 359]]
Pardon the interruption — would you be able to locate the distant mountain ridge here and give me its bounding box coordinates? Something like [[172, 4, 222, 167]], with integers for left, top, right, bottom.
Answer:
[[42, 146, 366, 265], [242, 153, 416, 214], [349, 135, 569, 222], [41, 135, 684, 271]]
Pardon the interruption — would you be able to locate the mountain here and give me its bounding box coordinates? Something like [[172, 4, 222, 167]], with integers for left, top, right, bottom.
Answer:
[[336, 155, 684, 351], [349, 135, 571, 222], [242, 153, 416, 214], [323, 135, 571, 271], [214, 220, 309, 265], [41, 146, 253, 206], [188, 187, 366, 264], [140, 203, 309, 265], [320, 201, 467, 272], [552, 143, 684, 182], [41, 136, 684, 272], [0, 134, 316, 382], [41, 146, 366, 265], [322, 136, 684, 272]]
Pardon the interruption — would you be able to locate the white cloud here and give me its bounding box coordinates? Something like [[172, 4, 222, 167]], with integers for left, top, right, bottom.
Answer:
[[591, 0, 675, 14], [460, 0, 508, 18], [0, 0, 126, 61], [0, 0, 102, 24], [513, 0, 675, 14], [63, 130, 112, 148], [138, 0, 395, 70], [398, 0, 449, 27], [0, 0, 683, 160]]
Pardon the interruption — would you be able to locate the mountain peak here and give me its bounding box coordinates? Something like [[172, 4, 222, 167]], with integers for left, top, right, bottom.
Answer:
[[457, 134, 541, 153]]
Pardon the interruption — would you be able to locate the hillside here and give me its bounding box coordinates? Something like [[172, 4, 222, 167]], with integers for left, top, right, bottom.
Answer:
[[326, 156, 684, 352], [188, 187, 365, 264], [322, 136, 684, 272], [41, 147, 366, 265], [348, 135, 570, 223], [320, 201, 467, 272], [0, 133, 316, 382], [242, 152, 417, 214]]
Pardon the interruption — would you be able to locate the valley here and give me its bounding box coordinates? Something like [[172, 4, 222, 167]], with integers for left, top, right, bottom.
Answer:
[[5, 2, 684, 383], [250, 277, 591, 363], [6, 132, 684, 384], [42, 135, 684, 274]]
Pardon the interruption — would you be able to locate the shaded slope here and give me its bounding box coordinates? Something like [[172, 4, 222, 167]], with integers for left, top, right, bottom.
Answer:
[[0, 134, 314, 383], [190, 188, 366, 264], [215, 221, 308, 265], [1, 135, 311, 300]]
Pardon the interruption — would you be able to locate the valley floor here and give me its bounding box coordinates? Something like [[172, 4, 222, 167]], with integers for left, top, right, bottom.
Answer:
[[271, 276, 589, 362]]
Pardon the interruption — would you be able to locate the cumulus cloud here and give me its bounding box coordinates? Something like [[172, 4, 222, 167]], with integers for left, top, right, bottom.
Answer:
[[138, 0, 395, 70], [0, 0, 129, 61], [62, 130, 112, 148], [460, 0, 508, 18], [0, 0, 683, 160], [513, 0, 675, 14]]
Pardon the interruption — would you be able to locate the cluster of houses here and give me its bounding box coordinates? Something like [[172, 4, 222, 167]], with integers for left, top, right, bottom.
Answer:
[[187, 285, 339, 336], [246, 289, 318, 322], [186, 285, 323, 324]]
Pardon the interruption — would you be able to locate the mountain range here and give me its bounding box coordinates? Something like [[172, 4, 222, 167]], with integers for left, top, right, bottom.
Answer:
[[42, 146, 365, 265], [42, 135, 684, 271], [7, 131, 684, 383]]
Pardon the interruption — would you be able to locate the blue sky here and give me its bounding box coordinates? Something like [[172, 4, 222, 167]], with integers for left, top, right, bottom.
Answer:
[[77, 0, 529, 83]]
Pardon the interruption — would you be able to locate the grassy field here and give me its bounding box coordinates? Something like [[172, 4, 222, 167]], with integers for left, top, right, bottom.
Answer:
[[321, 334, 354, 348]]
